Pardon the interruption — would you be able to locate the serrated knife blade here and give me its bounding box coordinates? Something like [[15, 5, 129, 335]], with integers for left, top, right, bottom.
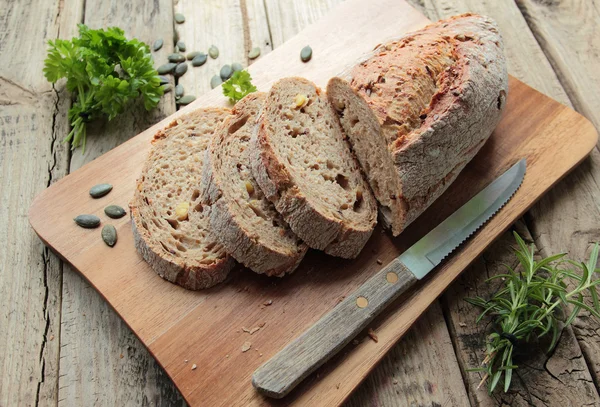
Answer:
[[253, 159, 526, 399]]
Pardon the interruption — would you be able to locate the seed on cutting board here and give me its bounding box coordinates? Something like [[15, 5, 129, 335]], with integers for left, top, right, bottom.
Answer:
[[174, 13, 185, 24], [220, 65, 233, 81], [300, 45, 312, 62], [74, 214, 101, 229], [157, 63, 177, 74], [168, 53, 186, 63], [191, 53, 207, 67], [158, 75, 170, 85], [175, 84, 184, 98], [89, 183, 113, 198], [248, 47, 261, 60], [232, 62, 243, 72], [104, 205, 127, 219], [208, 45, 219, 59], [177, 95, 196, 105], [152, 38, 163, 52], [210, 75, 223, 89], [174, 62, 188, 77], [186, 51, 201, 60], [176, 41, 186, 52], [101, 225, 118, 247]]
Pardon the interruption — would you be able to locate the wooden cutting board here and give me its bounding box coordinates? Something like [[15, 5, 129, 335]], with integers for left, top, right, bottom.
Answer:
[[29, 0, 598, 405]]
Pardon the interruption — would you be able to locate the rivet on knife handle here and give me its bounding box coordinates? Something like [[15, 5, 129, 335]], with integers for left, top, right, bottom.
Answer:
[[252, 259, 418, 399]]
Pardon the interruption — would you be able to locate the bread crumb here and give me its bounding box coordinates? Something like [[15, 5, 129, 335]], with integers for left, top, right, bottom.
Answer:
[[376, 259, 383, 265], [192, 364, 197, 370], [184, 359, 188, 363], [226, 354, 229, 358], [368, 328, 379, 343], [241, 342, 252, 352], [263, 299, 273, 306], [49, 335, 54, 341], [119, 353, 124, 359], [459, 322, 467, 327], [258, 322, 266, 328]]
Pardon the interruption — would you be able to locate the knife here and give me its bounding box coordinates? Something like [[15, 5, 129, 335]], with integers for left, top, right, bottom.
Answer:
[[252, 159, 526, 399]]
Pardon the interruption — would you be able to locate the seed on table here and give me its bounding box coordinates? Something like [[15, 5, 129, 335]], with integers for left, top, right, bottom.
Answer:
[[232, 62, 243, 72], [220, 64, 233, 81], [162, 84, 172, 93], [158, 75, 170, 85], [152, 39, 163, 52], [104, 205, 127, 219], [174, 62, 188, 77], [173, 29, 180, 45], [168, 53, 186, 63], [157, 63, 177, 74], [248, 47, 261, 60], [74, 214, 101, 229], [174, 13, 185, 24], [210, 75, 222, 89], [177, 95, 196, 105], [192, 53, 207, 67], [175, 84, 184, 98], [209, 45, 219, 59], [187, 51, 201, 60], [89, 183, 113, 198], [300, 45, 312, 62], [101, 225, 118, 247], [176, 41, 186, 52]]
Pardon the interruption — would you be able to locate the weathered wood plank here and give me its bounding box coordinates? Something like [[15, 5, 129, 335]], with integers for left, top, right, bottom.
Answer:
[[442, 223, 600, 406], [0, 0, 79, 404], [57, 0, 184, 405], [516, 0, 600, 133]]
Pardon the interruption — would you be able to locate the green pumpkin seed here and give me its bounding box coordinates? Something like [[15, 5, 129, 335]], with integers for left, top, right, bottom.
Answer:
[[175, 84, 184, 98], [89, 183, 113, 198], [210, 75, 223, 89], [168, 53, 186, 63], [248, 47, 261, 60], [232, 62, 243, 72], [192, 53, 207, 67], [74, 214, 101, 229], [158, 75, 170, 85], [176, 41, 186, 52], [208, 45, 219, 59], [152, 39, 163, 52], [162, 84, 172, 93], [101, 225, 118, 247], [177, 95, 196, 105], [220, 65, 233, 81], [300, 45, 312, 62], [157, 63, 177, 75], [186, 51, 201, 60], [104, 205, 127, 219], [174, 13, 185, 24], [174, 63, 188, 77]]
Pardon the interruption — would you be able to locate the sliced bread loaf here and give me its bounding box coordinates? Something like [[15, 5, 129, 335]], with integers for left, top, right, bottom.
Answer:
[[130, 108, 235, 290], [201, 93, 308, 276], [327, 14, 508, 235], [251, 77, 378, 259]]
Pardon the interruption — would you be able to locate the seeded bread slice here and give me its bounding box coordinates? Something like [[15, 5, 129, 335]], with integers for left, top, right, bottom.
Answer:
[[130, 108, 235, 290], [327, 14, 508, 235], [251, 77, 378, 259], [201, 93, 308, 276]]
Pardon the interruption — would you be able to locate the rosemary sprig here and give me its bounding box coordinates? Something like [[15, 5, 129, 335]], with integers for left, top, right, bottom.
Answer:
[[466, 231, 600, 393]]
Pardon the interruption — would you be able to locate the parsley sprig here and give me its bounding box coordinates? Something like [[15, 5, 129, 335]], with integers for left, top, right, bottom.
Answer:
[[222, 70, 257, 103], [466, 232, 600, 393], [44, 24, 163, 151]]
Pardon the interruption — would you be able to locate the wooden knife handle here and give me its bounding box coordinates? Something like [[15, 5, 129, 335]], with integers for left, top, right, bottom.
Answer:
[[252, 259, 418, 398]]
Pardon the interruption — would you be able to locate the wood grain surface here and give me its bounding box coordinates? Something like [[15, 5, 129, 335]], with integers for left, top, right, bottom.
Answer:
[[26, 0, 598, 406]]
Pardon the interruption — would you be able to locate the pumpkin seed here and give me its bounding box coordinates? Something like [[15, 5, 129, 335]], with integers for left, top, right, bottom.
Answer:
[[168, 53, 186, 63], [174, 62, 188, 77], [220, 64, 233, 81], [101, 225, 118, 247], [210, 75, 223, 89], [186, 51, 201, 60], [158, 75, 170, 85], [162, 84, 172, 93], [157, 63, 177, 74], [104, 205, 127, 219], [300, 45, 312, 62], [174, 13, 185, 24], [191, 53, 207, 67], [248, 47, 261, 60], [176, 41, 186, 52], [232, 62, 243, 72], [74, 214, 101, 229], [177, 95, 196, 105], [152, 39, 163, 52], [173, 29, 180, 45], [175, 84, 184, 98], [208, 45, 219, 59], [89, 183, 113, 198]]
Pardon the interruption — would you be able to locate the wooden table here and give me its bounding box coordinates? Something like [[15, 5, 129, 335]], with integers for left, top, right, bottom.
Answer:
[[2, 0, 599, 405]]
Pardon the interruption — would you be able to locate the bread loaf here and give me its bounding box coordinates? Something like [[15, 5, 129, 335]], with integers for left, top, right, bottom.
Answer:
[[327, 13, 508, 235]]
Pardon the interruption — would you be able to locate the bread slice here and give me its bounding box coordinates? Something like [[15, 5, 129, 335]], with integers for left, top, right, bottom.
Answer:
[[201, 93, 308, 276], [251, 77, 378, 259], [327, 13, 508, 235], [130, 108, 235, 290]]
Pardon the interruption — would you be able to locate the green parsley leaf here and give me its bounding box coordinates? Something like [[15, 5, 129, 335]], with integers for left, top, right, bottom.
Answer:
[[43, 24, 163, 151], [222, 70, 257, 104]]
